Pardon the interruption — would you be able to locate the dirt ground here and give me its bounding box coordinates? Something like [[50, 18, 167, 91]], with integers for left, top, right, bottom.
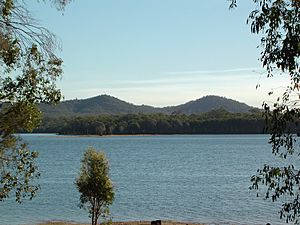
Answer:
[[36, 221, 205, 225]]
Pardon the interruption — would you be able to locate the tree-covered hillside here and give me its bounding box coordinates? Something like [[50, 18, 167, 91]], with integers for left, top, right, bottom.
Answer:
[[39, 94, 254, 117], [39, 94, 166, 117], [167, 95, 252, 114]]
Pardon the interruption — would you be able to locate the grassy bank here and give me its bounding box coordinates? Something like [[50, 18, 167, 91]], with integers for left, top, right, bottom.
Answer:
[[36, 221, 205, 225]]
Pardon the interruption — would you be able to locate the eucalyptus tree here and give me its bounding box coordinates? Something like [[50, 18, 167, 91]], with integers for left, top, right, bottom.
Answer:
[[76, 147, 114, 225], [230, 0, 300, 223], [0, 0, 71, 202]]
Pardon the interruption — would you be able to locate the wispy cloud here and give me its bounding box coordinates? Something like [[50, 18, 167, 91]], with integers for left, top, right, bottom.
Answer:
[[60, 67, 291, 107], [164, 67, 265, 75]]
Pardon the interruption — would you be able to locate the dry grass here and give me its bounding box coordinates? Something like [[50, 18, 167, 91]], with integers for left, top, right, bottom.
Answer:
[[36, 221, 205, 225], [36, 223, 87, 225], [36, 222, 88, 225]]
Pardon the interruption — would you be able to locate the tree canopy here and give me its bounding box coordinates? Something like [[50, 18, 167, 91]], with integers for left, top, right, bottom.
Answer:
[[0, 0, 70, 202], [76, 147, 114, 225], [231, 0, 300, 223], [35, 110, 265, 135]]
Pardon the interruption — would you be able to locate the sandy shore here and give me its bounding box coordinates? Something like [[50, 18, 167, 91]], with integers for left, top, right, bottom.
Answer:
[[36, 221, 205, 225], [39, 134, 158, 138]]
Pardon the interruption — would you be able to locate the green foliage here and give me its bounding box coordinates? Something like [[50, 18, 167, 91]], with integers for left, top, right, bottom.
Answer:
[[0, 137, 40, 203], [231, 0, 300, 223], [35, 110, 264, 135], [230, 0, 299, 79], [0, 0, 70, 202], [76, 147, 114, 225]]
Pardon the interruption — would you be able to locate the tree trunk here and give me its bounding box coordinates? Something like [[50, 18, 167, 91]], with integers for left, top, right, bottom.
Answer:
[[95, 215, 98, 225], [92, 198, 95, 225], [92, 211, 94, 225], [94, 199, 99, 225]]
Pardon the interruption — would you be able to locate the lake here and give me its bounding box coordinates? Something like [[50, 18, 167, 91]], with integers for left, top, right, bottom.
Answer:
[[0, 134, 286, 225]]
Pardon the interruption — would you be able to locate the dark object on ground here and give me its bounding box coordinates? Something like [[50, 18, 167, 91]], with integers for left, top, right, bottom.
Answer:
[[151, 220, 161, 225]]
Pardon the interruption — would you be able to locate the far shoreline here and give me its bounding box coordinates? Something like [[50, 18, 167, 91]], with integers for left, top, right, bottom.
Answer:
[[19, 133, 269, 138]]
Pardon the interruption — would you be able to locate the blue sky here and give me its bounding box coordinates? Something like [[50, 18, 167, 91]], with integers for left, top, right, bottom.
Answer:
[[29, 0, 289, 107]]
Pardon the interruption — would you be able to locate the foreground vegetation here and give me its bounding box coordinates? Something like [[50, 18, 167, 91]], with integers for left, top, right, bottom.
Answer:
[[34, 108, 265, 135], [76, 148, 114, 225], [0, 0, 69, 203]]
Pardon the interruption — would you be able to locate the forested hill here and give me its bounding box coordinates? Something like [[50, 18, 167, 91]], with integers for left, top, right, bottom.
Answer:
[[39, 95, 254, 117], [39, 95, 164, 117], [166, 95, 252, 114]]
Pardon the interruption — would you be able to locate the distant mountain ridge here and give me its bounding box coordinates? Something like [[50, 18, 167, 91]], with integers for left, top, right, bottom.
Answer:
[[39, 94, 254, 117], [166, 95, 252, 114]]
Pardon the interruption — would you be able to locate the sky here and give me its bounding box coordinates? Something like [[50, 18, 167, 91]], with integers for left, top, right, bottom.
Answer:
[[28, 0, 290, 107]]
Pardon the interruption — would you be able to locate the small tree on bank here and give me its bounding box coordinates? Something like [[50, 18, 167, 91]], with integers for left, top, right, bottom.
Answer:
[[76, 147, 114, 225]]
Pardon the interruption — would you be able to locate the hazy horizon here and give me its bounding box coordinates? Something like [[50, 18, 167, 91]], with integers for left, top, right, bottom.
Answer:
[[29, 1, 290, 108], [62, 93, 260, 108]]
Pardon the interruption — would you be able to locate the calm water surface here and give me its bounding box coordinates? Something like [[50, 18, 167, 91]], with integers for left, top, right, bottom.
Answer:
[[0, 134, 287, 225]]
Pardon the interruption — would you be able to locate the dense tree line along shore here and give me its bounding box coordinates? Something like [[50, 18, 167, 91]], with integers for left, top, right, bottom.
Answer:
[[34, 108, 266, 135]]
